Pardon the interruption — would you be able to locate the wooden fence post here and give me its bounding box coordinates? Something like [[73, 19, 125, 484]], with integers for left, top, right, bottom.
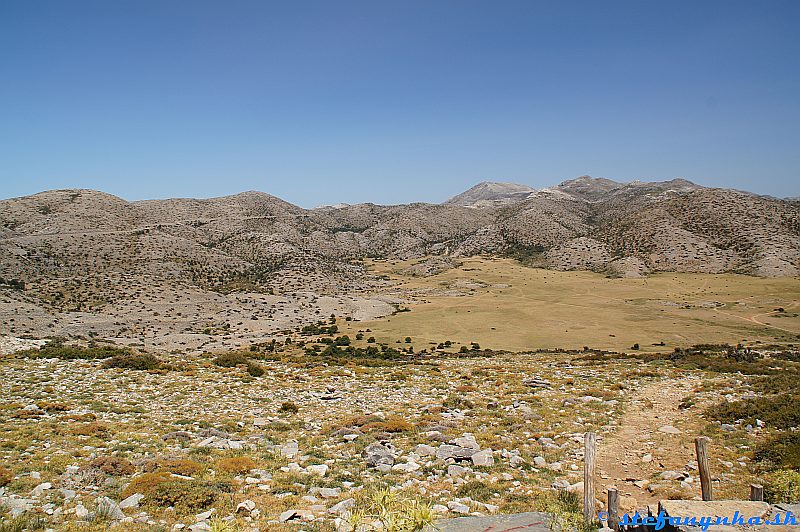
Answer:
[[750, 484, 764, 501], [607, 487, 619, 531], [695, 436, 712, 501], [584, 432, 596, 523]]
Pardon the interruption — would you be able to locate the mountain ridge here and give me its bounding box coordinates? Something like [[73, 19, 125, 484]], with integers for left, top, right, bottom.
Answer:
[[1, 175, 798, 344]]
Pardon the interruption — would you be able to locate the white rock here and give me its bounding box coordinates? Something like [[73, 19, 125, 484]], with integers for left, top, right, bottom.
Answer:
[[471, 449, 494, 467], [392, 461, 421, 473], [448, 464, 468, 477], [31, 482, 52, 496], [416, 444, 436, 457], [319, 488, 341, 499], [328, 498, 356, 515], [236, 500, 256, 514], [306, 464, 328, 477], [281, 441, 300, 458], [194, 509, 214, 521], [119, 493, 144, 509], [447, 501, 470, 514], [96, 496, 125, 520]]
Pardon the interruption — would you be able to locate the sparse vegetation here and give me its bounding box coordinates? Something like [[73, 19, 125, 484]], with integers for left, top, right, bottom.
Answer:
[[21, 340, 132, 360], [212, 353, 265, 377], [0, 465, 12, 486], [88, 456, 134, 476], [762, 469, 800, 504], [215, 456, 257, 474], [102, 353, 162, 370]]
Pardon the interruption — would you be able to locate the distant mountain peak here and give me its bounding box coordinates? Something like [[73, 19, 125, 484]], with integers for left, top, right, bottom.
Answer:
[[443, 181, 535, 206]]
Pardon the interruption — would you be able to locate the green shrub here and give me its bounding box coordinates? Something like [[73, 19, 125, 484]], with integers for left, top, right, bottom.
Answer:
[[22, 340, 132, 360], [151, 480, 216, 512], [278, 401, 299, 414], [102, 353, 161, 370], [245, 362, 264, 376], [215, 456, 257, 474], [213, 353, 250, 367], [89, 456, 134, 476], [213, 353, 264, 377], [754, 432, 800, 470], [150, 479, 233, 513], [348, 487, 436, 532], [708, 394, 800, 429], [763, 469, 800, 503], [156, 459, 204, 476]]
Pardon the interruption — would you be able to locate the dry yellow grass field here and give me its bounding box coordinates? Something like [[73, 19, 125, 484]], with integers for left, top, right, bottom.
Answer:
[[345, 257, 800, 352]]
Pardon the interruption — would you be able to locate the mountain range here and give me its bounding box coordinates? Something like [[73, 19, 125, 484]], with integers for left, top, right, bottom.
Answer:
[[0, 176, 798, 314]]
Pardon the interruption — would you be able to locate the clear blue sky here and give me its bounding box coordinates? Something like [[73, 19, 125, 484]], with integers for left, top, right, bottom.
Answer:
[[1, 0, 798, 206]]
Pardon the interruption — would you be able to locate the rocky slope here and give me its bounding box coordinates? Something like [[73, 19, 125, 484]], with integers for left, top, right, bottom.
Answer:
[[443, 181, 535, 206]]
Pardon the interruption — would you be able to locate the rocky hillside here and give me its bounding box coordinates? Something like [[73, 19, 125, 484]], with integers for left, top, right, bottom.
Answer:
[[0, 177, 798, 341], [443, 181, 536, 206]]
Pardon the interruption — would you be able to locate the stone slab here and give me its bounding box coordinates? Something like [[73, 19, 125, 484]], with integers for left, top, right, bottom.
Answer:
[[425, 511, 551, 532], [658, 500, 798, 531]]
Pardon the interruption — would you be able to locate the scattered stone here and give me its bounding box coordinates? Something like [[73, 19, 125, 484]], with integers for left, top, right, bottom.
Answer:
[[471, 449, 494, 467], [328, 498, 355, 515], [119, 493, 144, 509], [236, 500, 256, 514], [96, 496, 126, 520], [281, 441, 300, 458], [363, 441, 396, 468], [306, 464, 329, 477], [447, 501, 470, 514]]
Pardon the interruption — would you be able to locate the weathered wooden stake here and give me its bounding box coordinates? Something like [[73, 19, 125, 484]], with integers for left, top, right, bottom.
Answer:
[[584, 432, 596, 523], [607, 488, 620, 531], [750, 484, 764, 501], [695, 436, 713, 501]]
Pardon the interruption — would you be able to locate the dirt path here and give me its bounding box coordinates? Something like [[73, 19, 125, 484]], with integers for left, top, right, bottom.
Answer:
[[713, 299, 800, 335], [596, 377, 703, 512]]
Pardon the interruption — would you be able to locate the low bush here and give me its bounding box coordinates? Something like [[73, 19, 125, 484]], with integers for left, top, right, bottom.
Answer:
[[121, 472, 172, 499], [754, 432, 800, 470], [212, 353, 264, 377], [348, 487, 436, 532], [278, 401, 299, 414], [708, 394, 800, 430], [215, 456, 257, 474], [156, 459, 203, 477], [22, 340, 132, 360], [102, 353, 162, 370], [362, 416, 414, 433], [150, 479, 234, 513], [0, 465, 12, 486], [763, 469, 800, 503], [89, 456, 134, 476], [212, 353, 248, 367], [72, 422, 111, 437]]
